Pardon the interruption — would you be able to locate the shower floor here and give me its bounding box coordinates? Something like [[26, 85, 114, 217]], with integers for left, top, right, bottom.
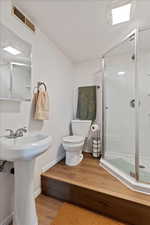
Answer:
[[107, 158, 150, 184]]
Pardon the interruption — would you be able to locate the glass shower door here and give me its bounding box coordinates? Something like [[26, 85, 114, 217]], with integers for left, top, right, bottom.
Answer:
[[138, 28, 150, 184], [103, 31, 137, 178]]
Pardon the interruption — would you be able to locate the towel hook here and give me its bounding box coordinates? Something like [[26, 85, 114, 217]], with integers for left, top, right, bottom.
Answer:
[[33, 81, 47, 94], [37, 81, 47, 91]]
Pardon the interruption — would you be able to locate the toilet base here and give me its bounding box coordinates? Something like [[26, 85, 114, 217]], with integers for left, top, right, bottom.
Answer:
[[65, 153, 83, 166]]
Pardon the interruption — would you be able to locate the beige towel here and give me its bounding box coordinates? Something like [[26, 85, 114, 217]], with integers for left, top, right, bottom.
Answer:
[[34, 90, 49, 120]]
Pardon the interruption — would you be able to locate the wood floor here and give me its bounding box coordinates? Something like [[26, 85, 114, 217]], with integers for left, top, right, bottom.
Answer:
[[42, 154, 150, 207], [36, 195, 128, 225], [41, 154, 150, 225], [36, 195, 63, 225]]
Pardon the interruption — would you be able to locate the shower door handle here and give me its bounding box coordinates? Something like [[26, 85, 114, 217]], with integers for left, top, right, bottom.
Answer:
[[130, 99, 135, 108]]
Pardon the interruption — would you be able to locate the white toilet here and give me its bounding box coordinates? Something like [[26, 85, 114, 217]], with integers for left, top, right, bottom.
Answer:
[[63, 120, 92, 166]]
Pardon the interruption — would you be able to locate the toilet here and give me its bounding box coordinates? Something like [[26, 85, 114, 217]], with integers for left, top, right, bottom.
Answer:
[[63, 120, 92, 166]]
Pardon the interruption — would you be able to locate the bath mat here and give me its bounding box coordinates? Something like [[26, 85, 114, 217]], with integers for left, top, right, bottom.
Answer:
[[51, 203, 127, 225]]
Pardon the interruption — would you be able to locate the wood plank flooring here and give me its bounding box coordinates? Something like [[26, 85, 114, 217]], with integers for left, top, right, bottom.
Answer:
[[36, 195, 63, 225], [36, 195, 128, 225]]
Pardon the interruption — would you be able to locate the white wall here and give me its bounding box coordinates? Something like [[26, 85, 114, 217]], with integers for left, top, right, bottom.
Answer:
[[73, 60, 102, 125], [0, 1, 73, 223]]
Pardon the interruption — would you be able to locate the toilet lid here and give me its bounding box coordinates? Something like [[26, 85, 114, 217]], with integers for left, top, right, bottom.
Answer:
[[63, 135, 84, 143]]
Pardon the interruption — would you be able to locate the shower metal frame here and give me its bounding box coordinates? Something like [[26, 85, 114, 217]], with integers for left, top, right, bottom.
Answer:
[[101, 28, 140, 181]]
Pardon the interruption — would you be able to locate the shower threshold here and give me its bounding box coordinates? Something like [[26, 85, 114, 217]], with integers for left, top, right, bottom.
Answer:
[[100, 159, 150, 195]]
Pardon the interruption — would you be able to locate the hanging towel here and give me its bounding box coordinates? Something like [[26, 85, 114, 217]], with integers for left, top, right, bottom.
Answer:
[[76, 86, 96, 121], [34, 89, 49, 120]]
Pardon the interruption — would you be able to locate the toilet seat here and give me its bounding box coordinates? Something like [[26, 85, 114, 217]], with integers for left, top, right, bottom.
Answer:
[[63, 135, 84, 144]]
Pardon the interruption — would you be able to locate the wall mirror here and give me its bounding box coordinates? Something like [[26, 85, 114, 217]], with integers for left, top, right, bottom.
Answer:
[[0, 23, 32, 101]]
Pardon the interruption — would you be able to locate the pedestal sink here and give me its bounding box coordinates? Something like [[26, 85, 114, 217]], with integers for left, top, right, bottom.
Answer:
[[0, 133, 52, 225]]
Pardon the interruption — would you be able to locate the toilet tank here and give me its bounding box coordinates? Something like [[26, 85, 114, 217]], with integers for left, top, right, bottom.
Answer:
[[72, 120, 92, 137]]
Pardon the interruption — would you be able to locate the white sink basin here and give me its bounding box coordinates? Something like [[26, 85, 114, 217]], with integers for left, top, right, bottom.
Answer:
[[0, 133, 52, 225], [0, 133, 52, 161]]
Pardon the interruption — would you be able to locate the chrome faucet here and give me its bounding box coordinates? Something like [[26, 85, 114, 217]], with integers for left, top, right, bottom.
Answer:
[[5, 127, 27, 138], [15, 127, 27, 138]]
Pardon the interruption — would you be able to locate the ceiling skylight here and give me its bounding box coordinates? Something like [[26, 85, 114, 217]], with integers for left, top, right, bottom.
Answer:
[[112, 3, 132, 25], [3, 46, 21, 55]]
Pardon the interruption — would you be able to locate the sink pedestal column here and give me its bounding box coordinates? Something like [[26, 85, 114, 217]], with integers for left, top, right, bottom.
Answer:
[[13, 159, 38, 225]]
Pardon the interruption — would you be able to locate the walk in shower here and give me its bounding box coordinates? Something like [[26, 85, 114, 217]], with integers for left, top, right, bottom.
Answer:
[[101, 28, 150, 194]]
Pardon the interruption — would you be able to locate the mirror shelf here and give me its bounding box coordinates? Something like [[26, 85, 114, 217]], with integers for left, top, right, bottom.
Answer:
[[0, 98, 21, 102]]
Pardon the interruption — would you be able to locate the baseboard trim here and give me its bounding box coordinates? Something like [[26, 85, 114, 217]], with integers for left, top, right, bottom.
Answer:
[[0, 213, 13, 225], [34, 153, 65, 198], [34, 187, 41, 198], [41, 153, 65, 173]]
